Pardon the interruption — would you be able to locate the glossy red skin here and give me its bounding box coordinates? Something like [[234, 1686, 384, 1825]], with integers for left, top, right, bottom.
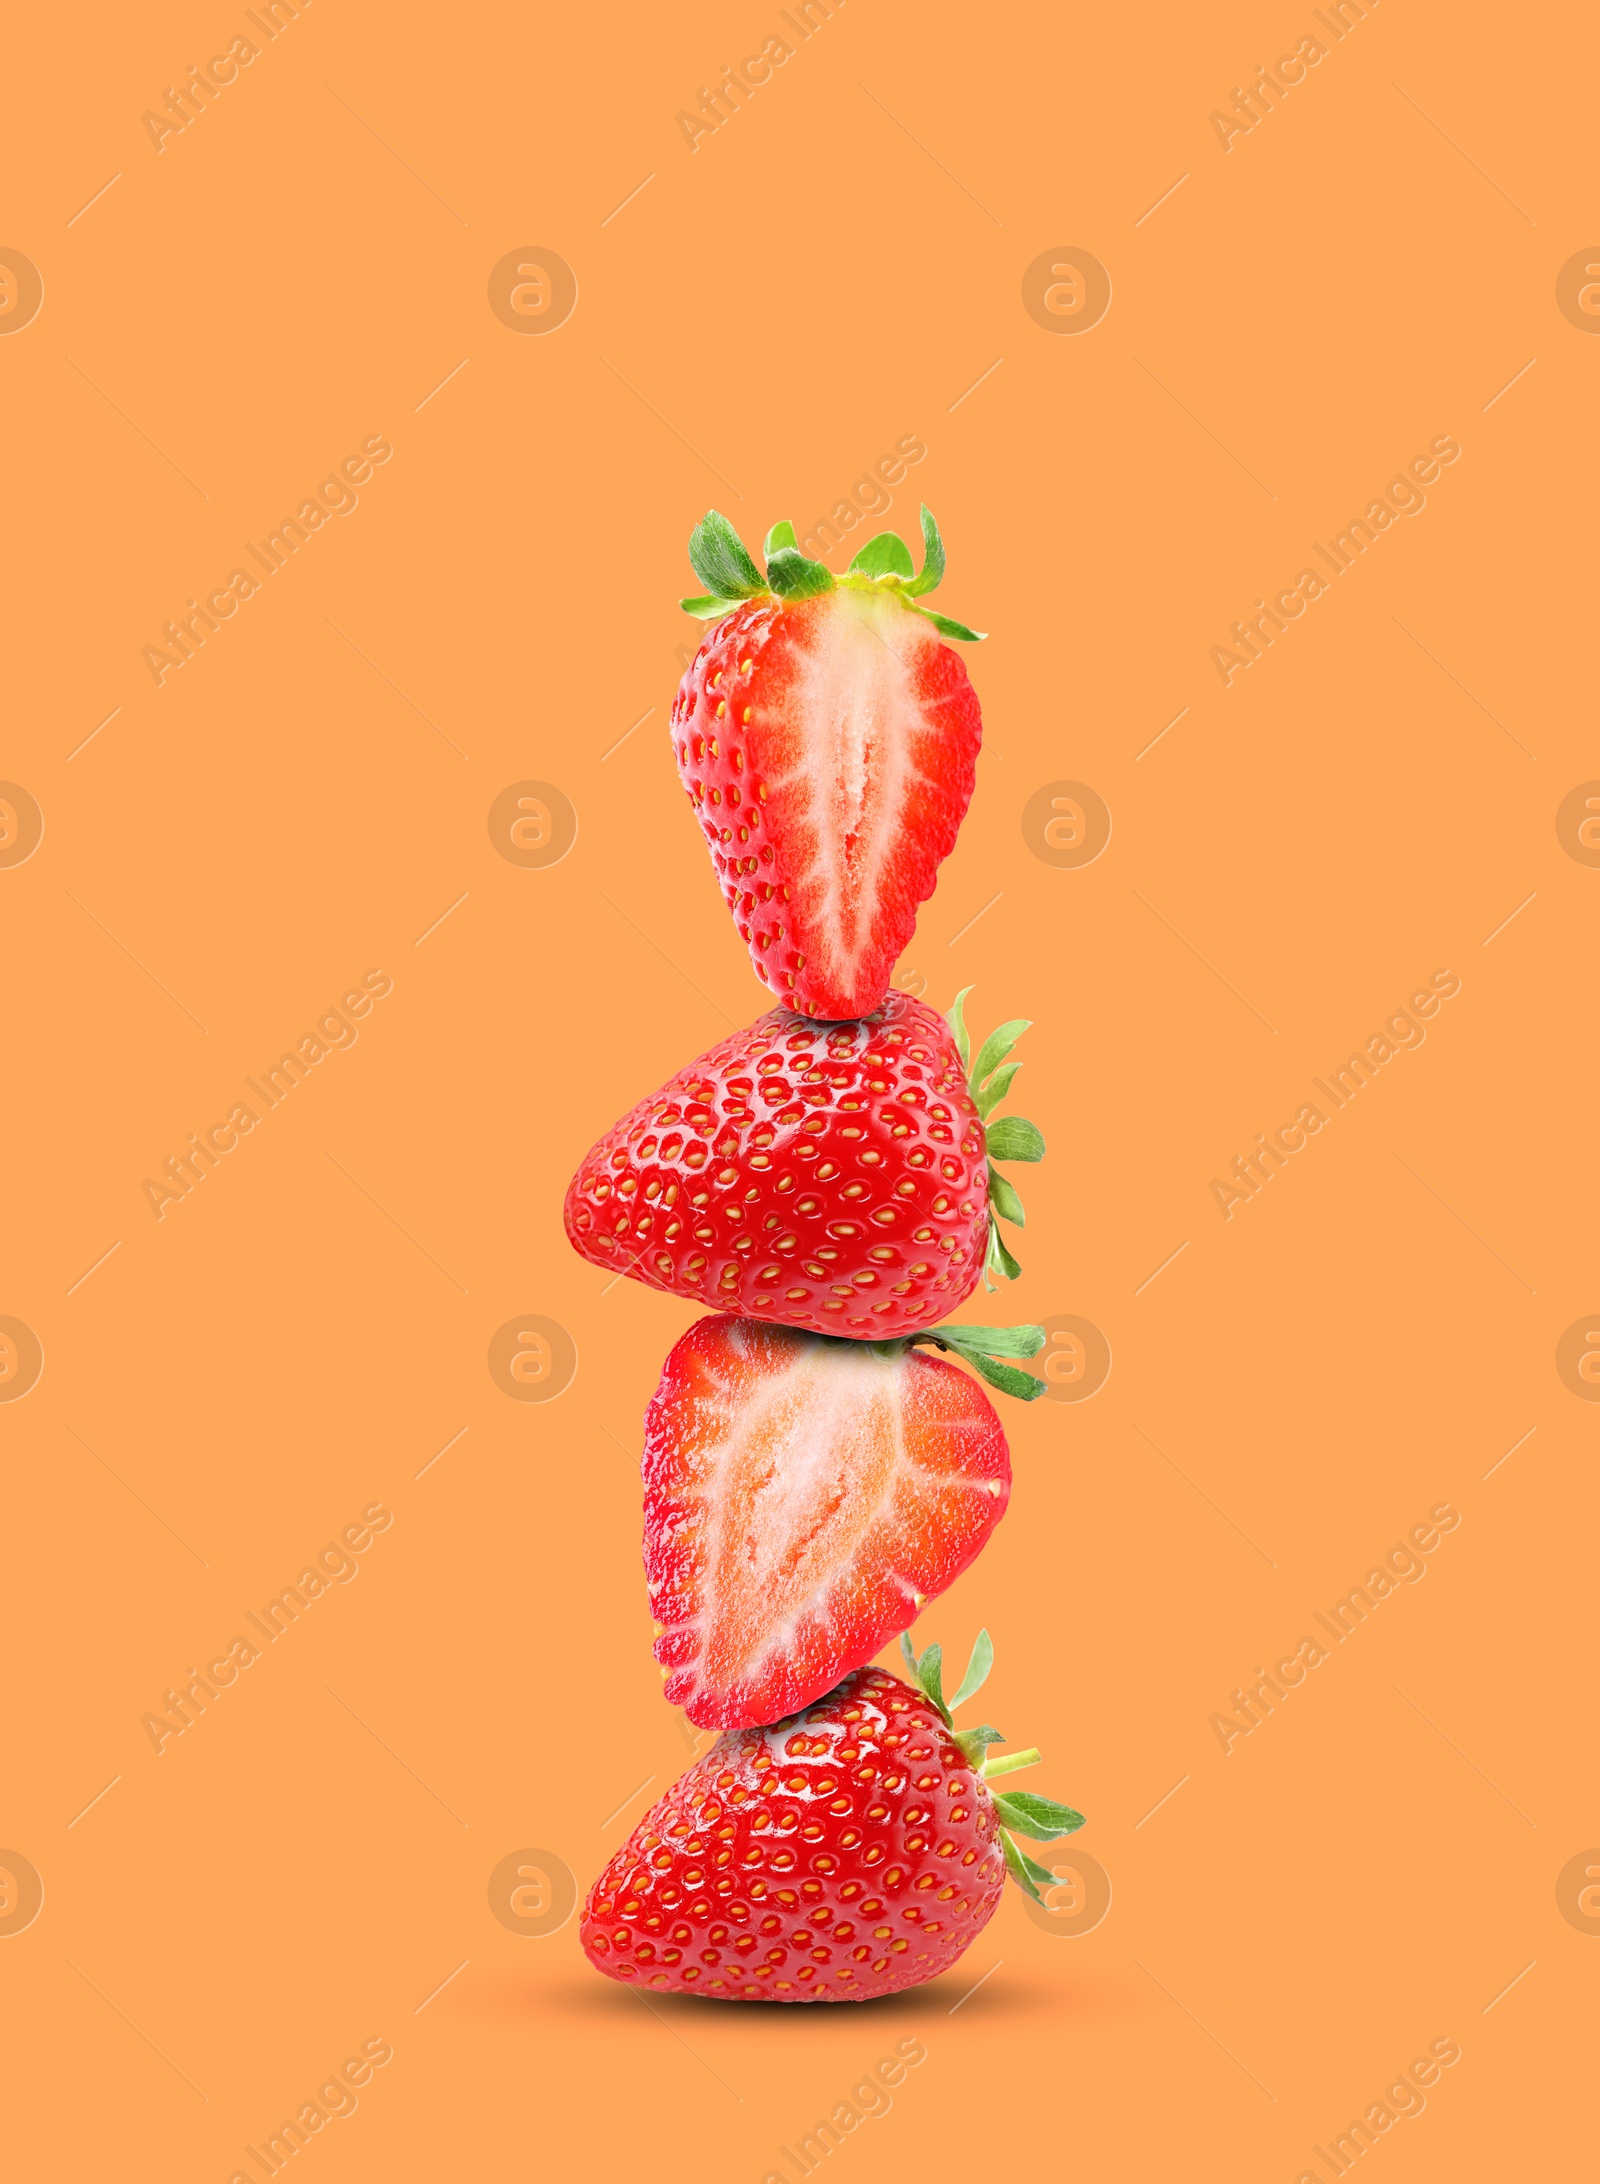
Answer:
[[579, 1667, 1006, 2002], [562, 991, 989, 1337], [670, 595, 982, 1020], [644, 1316, 1012, 1729]]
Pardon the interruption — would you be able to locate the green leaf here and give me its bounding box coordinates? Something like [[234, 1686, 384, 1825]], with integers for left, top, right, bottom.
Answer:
[[946, 985, 974, 1070], [764, 520, 797, 556], [976, 1061, 1020, 1120], [990, 1789, 1086, 1840], [849, 531, 915, 580], [680, 594, 737, 619], [953, 1721, 1006, 1765], [950, 1627, 994, 1707], [986, 1116, 1046, 1164], [935, 1324, 1044, 1359], [988, 1165, 1026, 1228], [985, 1223, 1022, 1285], [899, 1630, 919, 1677], [766, 547, 835, 599], [1009, 1837, 1060, 1890], [912, 1641, 949, 1723], [688, 511, 766, 601], [1000, 1829, 1047, 1905], [970, 1019, 1030, 1093], [965, 1352, 1045, 1401], [913, 605, 984, 643], [903, 505, 947, 597]]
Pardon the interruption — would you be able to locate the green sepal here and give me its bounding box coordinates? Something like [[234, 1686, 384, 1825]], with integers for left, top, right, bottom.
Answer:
[[849, 530, 915, 580], [967, 1352, 1045, 1401], [766, 547, 835, 599], [764, 520, 797, 556], [898, 1633, 952, 1725], [953, 1722, 1006, 1765], [1010, 1836, 1060, 1891], [902, 505, 947, 597], [988, 1164, 1026, 1228], [1000, 1828, 1049, 1905], [932, 1324, 1043, 1360], [946, 985, 974, 1070], [914, 1321, 1044, 1401], [971, 1019, 1030, 1093], [990, 1789, 1087, 1840], [913, 605, 985, 643], [680, 594, 738, 619], [986, 1115, 1045, 1164], [688, 511, 766, 601], [984, 1223, 1023, 1289], [949, 1627, 994, 1707], [976, 1061, 1020, 1120]]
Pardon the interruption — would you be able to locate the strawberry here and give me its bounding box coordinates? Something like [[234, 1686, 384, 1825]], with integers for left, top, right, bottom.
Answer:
[[672, 507, 984, 1021], [562, 987, 1044, 1336], [579, 1632, 1085, 2003], [643, 1314, 1052, 1729]]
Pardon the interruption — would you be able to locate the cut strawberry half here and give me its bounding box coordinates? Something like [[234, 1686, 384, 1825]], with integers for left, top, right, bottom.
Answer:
[[644, 1315, 1044, 1730], [672, 508, 985, 1021]]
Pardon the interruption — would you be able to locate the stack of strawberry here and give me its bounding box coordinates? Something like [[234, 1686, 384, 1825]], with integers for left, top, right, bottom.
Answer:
[[564, 510, 1084, 2003]]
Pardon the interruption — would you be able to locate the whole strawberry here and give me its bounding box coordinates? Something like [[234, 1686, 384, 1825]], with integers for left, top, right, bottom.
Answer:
[[563, 987, 1043, 1337], [673, 508, 984, 1021], [579, 1635, 1084, 2003]]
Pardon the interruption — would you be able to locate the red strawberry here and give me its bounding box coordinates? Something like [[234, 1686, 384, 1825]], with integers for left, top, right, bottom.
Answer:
[[673, 508, 984, 1020], [579, 1635, 1085, 2003], [642, 1315, 1032, 1729], [562, 987, 1044, 1337]]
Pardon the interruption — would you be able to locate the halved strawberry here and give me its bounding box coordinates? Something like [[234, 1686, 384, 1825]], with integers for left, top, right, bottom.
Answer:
[[579, 1632, 1085, 2002], [562, 988, 1044, 1336], [673, 508, 984, 1021], [644, 1315, 1045, 1729]]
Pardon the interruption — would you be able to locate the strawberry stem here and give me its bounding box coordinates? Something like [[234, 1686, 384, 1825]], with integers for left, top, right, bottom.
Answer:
[[981, 1747, 1042, 1780]]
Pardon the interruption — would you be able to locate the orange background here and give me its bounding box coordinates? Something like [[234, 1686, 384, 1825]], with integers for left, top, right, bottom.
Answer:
[[3, 2, 1595, 2176]]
